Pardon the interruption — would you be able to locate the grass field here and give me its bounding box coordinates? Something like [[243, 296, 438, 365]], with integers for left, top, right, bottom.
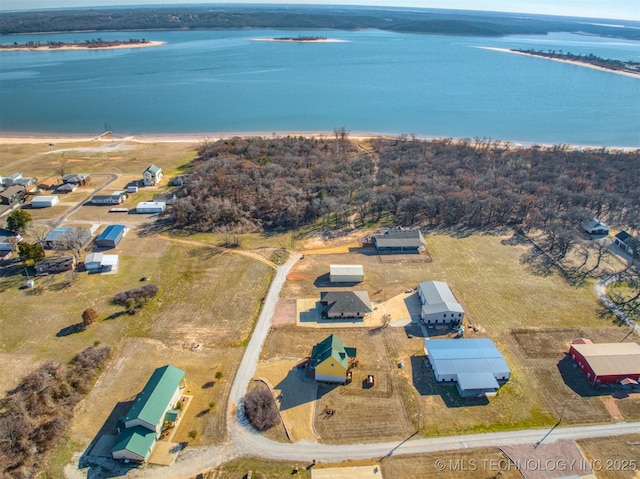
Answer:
[[578, 434, 640, 479]]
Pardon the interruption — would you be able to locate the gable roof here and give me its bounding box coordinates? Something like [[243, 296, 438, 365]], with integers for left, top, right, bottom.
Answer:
[[124, 365, 185, 429], [0, 185, 25, 198], [615, 231, 632, 242], [97, 224, 126, 242], [373, 229, 426, 249], [45, 227, 92, 244], [419, 281, 464, 314], [111, 425, 156, 460], [330, 264, 364, 276], [320, 291, 372, 315], [425, 338, 510, 379], [571, 342, 640, 377], [581, 217, 608, 231], [310, 334, 356, 370], [144, 165, 162, 175]]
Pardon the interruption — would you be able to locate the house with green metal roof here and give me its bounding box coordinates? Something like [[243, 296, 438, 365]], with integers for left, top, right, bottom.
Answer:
[[111, 364, 185, 462], [308, 334, 356, 383]]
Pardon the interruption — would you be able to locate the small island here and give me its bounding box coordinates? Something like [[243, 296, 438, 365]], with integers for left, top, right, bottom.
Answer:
[[512, 48, 640, 77], [272, 35, 327, 42], [0, 38, 164, 51]]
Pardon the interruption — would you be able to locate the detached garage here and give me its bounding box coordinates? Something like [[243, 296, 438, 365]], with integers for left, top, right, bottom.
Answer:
[[329, 264, 364, 283], [136, 201, 166, 214], [95, 224, 126, 248], [30, 195, 59, 208]]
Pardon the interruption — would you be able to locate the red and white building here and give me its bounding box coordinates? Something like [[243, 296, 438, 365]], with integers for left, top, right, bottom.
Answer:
[[568, 339, 640, 386]]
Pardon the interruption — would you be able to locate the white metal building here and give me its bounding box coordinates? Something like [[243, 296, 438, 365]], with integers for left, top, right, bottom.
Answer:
[[329, 264, 364, 283], [136, 201, 166, 214], [30, 195, 59, 208], [418, 280, 464, 325], [85, 253, 119, 273]]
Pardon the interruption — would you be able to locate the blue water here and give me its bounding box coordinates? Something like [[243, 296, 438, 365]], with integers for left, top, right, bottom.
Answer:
[[0, 29, 639, 146]]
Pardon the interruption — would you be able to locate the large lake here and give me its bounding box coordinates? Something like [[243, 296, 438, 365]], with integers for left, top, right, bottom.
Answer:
[[0, 29, 639, 146]]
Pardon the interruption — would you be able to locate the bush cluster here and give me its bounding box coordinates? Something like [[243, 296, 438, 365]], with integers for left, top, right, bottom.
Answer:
[[244, 384, 279, 431], [113, 283, 159, 312], [0, 345, 111, 478]]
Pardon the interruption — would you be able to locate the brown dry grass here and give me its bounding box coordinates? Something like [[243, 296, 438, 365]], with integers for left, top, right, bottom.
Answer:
[[578, 434, 640, 479]]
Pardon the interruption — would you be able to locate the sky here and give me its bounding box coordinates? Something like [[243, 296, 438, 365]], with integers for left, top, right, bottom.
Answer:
[[1, 0, 639, 21]]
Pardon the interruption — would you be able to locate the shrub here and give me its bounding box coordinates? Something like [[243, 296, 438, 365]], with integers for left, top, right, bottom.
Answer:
[[81, 308, 98, 328], [215, 371, 223, 380], [244, 385, 279, 431], [113, 283, 159, 312]]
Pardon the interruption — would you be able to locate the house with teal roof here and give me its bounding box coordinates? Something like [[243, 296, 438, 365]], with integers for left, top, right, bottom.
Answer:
[[111, 364, 186, 462], [307, 334, 357, 383]]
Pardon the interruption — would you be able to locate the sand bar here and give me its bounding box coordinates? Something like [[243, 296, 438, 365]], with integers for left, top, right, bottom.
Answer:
[[0, 41, 165, 52], [478, 46, 640, 79]]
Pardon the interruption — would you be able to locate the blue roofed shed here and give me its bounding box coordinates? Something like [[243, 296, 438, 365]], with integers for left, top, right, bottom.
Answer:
[[424, 338, 510, 397], [95, 224, 126, 248]]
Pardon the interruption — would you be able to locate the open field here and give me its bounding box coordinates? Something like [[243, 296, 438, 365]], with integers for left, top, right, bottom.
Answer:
[[0, 139, 198, 178], [578, 434, 640, 479]]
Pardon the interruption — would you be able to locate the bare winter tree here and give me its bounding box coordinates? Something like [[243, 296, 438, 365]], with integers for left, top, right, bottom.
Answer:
[[54, 228, 88, 261]]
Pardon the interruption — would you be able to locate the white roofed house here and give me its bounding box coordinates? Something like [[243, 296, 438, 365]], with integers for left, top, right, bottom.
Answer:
[[143, 165, 163, 186], [418, 280, 464, 326], [581, 217, 609, 237]]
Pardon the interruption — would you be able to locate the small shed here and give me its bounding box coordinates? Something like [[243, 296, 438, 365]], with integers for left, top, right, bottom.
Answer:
[[136, 201, 166, 214], [30, 195, 59, 208], [330, 264, 364, 283], [95, 224, 127, 248], [85, 252, 119, 273], [56, 183, 78, 193]]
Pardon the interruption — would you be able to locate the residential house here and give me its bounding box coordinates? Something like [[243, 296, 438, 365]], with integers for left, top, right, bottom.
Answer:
[[4, 173, 23, 186], [152, 193, 176, 205], [34, 256, 76, 275], [372, 229, 426, 253], [61, 173, 90, 186], [424, 338, 511, 397], [143, 165, 163, 186], [307, 334, 357, 383], [329, 264, 364, 283], [37, 177, 60, 190], [581, 217, 609, 236], [56, 183, 78, 194], [91, 192, 127, 205], [568, 340, 640, 386], [0, 229, 21, 256], [0, 185, 26, 205], [111, 365, 186, 463], [614, 231, 640, 258], [320, 291, 372, 319], [418, 280, 464, 326], [44, 227, 92, 250]]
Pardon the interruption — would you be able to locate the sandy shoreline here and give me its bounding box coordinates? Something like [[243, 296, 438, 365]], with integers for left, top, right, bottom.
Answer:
[[478, 47, 640, 79], [0, 132, 637, 151], [0, 41, 165, 52]]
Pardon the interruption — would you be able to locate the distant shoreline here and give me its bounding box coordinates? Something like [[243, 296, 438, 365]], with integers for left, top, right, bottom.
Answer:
[[253, 38, 348, 43], [478, 47, 640, 79], [0, 132, 637, 152], [0, 40, 164, 51]]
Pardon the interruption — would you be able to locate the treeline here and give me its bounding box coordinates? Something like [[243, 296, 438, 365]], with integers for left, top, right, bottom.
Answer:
[[0, 345, 111, 478], [514, 49, 640, 74], [1, 5, 639, 40], [172, 136, 640, 237], [0, 38, 150, 49]]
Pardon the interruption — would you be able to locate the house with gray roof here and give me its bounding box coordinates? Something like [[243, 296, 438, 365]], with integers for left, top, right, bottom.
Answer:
[[111, 364, 186, 463], [418, 280, 464, 326], [320, 291, 372, 319], [581, 217, 609, 236], [614, 230, 640, 258], [424, 338, 510, 397], [372, 229, 426, 253]]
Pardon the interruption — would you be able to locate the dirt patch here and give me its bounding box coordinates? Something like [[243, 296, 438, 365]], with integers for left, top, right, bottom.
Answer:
[[272, 300, 296, 326], [577, 434, 640, 479], [312, 465, 381, 479], [501, 440, 591, 479], [255, 359, 317, 442], [287, 271, 314, 281]]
